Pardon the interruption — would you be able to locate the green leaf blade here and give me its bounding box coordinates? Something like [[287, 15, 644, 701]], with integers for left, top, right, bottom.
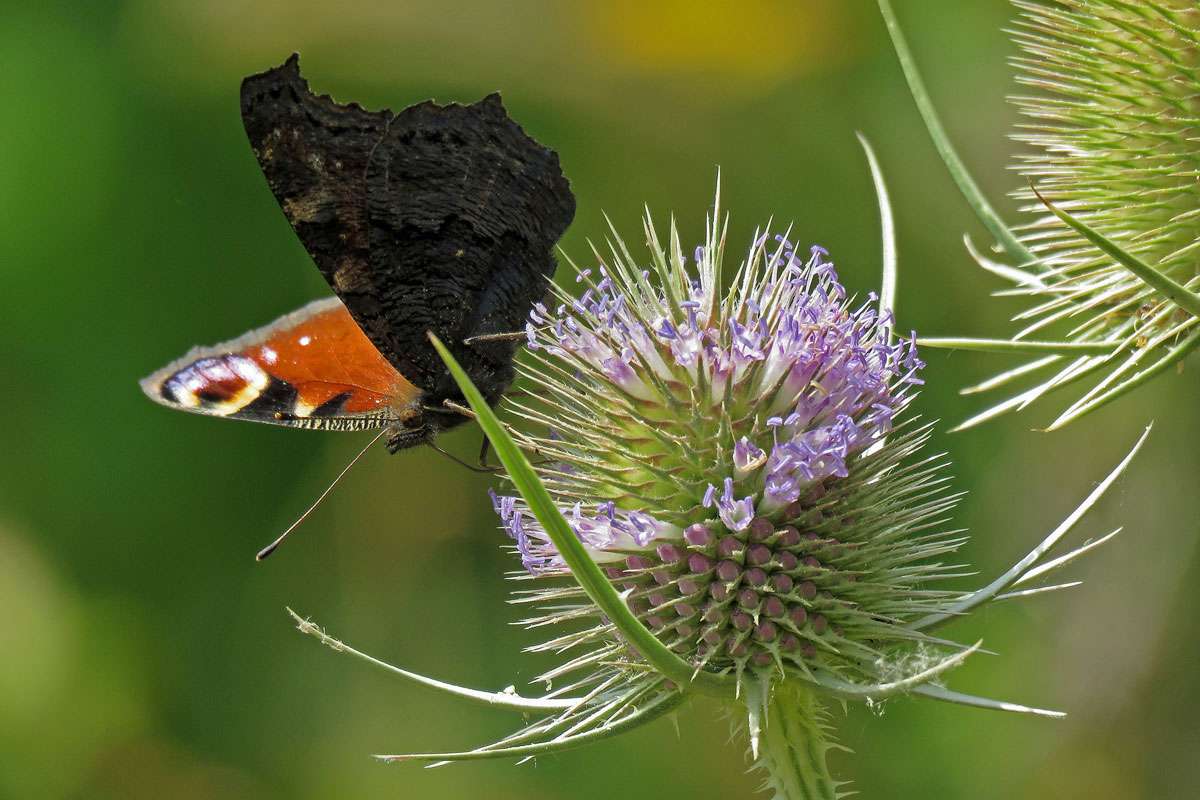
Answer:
[[428, 333, 733, 698]]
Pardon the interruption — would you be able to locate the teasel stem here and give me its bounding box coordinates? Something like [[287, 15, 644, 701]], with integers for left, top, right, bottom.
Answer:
[[756, 682, 843, 800]]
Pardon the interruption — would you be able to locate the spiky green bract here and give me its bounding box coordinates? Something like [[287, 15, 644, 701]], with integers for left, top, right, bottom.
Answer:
[[961, 0, 1200, 429]]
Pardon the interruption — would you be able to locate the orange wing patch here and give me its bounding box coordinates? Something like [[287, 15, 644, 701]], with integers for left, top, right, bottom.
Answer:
[[141, 297, 422, 429], [243, 301, 416, 415]]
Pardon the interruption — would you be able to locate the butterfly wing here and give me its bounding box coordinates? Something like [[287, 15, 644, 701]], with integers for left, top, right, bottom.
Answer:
[[240, 54, 575, 404], [140, 297, 420, 430]]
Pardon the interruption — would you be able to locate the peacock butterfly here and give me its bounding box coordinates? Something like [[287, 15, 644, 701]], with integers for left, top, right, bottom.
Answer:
[[142, 54, 575, 456]]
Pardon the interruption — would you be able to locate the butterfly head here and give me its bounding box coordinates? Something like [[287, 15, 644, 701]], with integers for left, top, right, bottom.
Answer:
[[384, 403, 432, 453]]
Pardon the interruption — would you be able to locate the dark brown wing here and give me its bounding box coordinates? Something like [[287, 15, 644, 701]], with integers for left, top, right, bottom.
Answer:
[[239, 54, 575, 403]]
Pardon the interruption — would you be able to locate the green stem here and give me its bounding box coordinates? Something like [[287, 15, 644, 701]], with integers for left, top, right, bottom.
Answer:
[[758, 682, 841, 800], [876, 0, 1035, 266]]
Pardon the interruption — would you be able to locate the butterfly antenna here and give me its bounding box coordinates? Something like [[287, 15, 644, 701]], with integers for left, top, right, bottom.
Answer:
[[255, 429, 387, 561]]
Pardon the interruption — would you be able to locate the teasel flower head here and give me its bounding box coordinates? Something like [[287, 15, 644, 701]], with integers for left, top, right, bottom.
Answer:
[[288, 181, 1151, 798], [879, 0, 1200, 431], [497, 211, 934, 684]]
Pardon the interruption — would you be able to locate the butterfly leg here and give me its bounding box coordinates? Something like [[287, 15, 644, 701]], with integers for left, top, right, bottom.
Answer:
[[418, 402, 502, 473], [478, 434, 493, 469], [439, 399, 476, 420], [427, 439, 503, 474], [437, 399, 553, 470], [463, 331, 527, 346]]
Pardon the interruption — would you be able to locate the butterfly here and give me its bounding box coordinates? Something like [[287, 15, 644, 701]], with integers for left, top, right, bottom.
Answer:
[[142, 54, 574, 456], [140, 55, 574, 557]]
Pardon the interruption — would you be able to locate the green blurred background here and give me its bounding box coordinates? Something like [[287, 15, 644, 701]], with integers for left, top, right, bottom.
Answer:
[[2, 1, 1197, 797]]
